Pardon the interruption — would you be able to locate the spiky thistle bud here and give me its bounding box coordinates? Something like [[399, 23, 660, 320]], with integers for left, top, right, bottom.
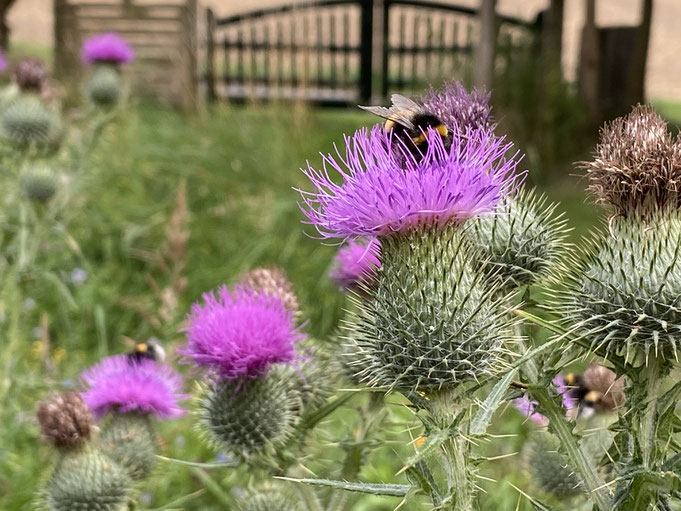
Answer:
[[582, 105, 681, 215], [86, 64, 123, 107], [197, 366, 303, 460], [21, 163, 57, 202], [0, 94, 61, 146], [468, 188, 570, 290], [100, 413, 157, 481], [238, 484, 304, 511], [282, 341, 335, 411], [14, 57, 47, 92], [42, 446, 132, 511], [239, 267, 300, 315], [526, 433, 584, 500], [37, 392, 93, 449], [560, 210, 681, 362]]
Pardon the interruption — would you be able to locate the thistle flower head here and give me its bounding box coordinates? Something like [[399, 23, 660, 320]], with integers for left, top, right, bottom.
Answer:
[[37, 392, 93, 449], [582, 105, 681, 214], [513, 394, 548, 427], [0, 94, 62, 146], [14, 57, 47, 92], [82, 33, 134, 66], [468, 188, 570, 290], [81, 355, 186, 419], [329, 238, 381, 290], [560, 210, 681, 362], [300, 125, 523, 239], [239, 267, 299, 315], [422, 81, 493, 133], [181, 285, 304, 380], [553, 374, 578, 411], [0, 50, 7, 73]]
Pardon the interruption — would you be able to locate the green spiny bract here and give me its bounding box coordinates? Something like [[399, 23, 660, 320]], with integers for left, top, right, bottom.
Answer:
[[0, 94, 62, 146], [21, 163, 57, 202], [42, 445, 132, 511], [526, 432, 584, 500], [86, 65, 123, 107], [559, 209, 681, 362], [238, 484, 304, 511], [343, 225, 517, 392], [197, 366, 303, 460], [468, 188, 570, 291], [286, 341, 336, 411], [100, 413, 156, 481]]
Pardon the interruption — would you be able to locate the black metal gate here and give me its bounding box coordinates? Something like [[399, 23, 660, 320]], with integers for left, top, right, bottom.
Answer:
[[205, 0, 536, 105]]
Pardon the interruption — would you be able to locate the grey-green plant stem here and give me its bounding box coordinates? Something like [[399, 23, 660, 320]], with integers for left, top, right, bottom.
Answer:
[[640, 356, 663, 468], [532, 387, 612, 511], [441, 435, 471, 511]]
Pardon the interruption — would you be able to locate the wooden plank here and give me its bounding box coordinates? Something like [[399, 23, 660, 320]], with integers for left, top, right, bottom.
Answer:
[[78, 18, 182, 31]]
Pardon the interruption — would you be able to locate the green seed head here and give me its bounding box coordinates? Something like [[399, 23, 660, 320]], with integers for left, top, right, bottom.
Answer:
[[100, 413, 157, 481], [468, 188, 570, 291], [343, 225, 517, 392], [0, 94, 62, 146], [42, 446, 132, 511], [561, 209, 681, 363], [86, 65, 123, 107], [197, 366, 303, 460]]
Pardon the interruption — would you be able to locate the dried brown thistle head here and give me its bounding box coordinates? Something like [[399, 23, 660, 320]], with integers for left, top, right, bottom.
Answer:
[[240, 267, 300, 315], [582, 105, 681, 214], [14, 58, 48, 92], [37, 391, 93, 449]]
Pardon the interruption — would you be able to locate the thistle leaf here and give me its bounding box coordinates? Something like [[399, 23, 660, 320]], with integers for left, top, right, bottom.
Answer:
[[470, 369, 517, 435]]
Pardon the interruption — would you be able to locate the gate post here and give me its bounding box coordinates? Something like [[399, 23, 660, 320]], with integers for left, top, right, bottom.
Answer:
[[381, 0, 390, 99], [206, 7, 217, 102], [359, 0, 373, 103]]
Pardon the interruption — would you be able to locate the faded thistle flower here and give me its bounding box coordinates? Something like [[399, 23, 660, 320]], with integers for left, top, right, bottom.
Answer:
[[239, 267, 300, 315], [81, 33, 135, 66], [14, 57, 47, 92], [582, 104, 681, 215], [181, 285, 303, 380], [468, 188, 570, 290], [37, 392, 93, 449], [422, 80, 494, 134], [301, 124, 524, 392], [329, 238, 381, 291], [81, 355, 186, 419]]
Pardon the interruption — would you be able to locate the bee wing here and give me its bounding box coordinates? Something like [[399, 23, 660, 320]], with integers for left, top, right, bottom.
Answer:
[[390, 93, 422, 112], [358, 105, 396, 119], [359, 104, 417, 131]]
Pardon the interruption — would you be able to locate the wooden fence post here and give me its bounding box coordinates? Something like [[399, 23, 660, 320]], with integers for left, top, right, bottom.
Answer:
[[359, 0, 373, 103], [475, 0, 496, 89], [206, 7, 217, 102]]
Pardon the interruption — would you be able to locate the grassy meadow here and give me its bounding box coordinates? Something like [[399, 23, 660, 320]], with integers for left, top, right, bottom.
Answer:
[[1, 96, 679, 511]]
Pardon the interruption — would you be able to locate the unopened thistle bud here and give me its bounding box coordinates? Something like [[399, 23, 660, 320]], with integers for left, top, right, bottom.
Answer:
[[0, 94, 62, 146], [86, 64, 123, 107], [37, 392, 93, 449], [468, 188, 570, 290], [526, 433, 583, 500], [100, 413, 157, 481], [240, 267, 300, 315], [197, 366, 303, 460], [14, 57, 47, 93], [238, 483, 303, 511], [21, 163, 57, 202]]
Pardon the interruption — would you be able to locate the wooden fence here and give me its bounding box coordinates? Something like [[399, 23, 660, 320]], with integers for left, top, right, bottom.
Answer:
[[54, 0, 198, 109]]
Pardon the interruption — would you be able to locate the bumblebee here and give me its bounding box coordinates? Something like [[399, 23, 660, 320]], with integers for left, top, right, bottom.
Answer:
[[360, 94, 450, 156], [127, 338, 166, 364], [564, 365, 625, 419]]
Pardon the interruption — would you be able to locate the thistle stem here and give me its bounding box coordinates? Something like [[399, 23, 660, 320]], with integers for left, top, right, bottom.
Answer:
[[532, 387, 612, 511], [640, 356, 662, 468]]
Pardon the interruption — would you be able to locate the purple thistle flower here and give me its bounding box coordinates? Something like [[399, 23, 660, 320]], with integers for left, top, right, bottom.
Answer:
[[82, 33, 135, 66], [81, 355, 185, 419], [553, 374, 578, 411], [180, 286, 303, 380], [0, 50, 8, 73], [330, 238, 381, 290], [300, 125, 523, 239], [423, 81, 493, 133], [513, 395, 548, 427]]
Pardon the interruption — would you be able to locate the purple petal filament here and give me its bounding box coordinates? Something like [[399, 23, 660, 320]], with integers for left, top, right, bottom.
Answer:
[[82, 33, 135, 65], [81, 355, 186, 419], [181, 286, 303, 380], [300, 125, 523, 239], [330, 238, 381, 289]]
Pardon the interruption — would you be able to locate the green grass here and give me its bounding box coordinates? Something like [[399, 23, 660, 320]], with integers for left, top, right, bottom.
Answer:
[[0, 97, 667, 510]]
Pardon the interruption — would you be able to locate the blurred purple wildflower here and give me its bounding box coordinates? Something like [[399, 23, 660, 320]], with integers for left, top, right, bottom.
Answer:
[[0, 50, 7, 73], [180, 286, 303, 380], [300, 125, 523, 238], [81, 355, 186, 419], [82, 33, 135, 65], [553, 374, 578, 411], [513, 395, 548, 427], [423, 81, 493, 133], [330, 238, 381, 290]]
